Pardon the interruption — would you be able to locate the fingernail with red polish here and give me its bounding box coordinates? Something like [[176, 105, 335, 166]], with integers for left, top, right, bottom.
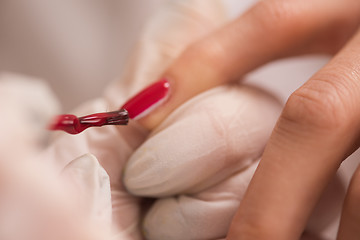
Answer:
[[121, 78, 170, 119]]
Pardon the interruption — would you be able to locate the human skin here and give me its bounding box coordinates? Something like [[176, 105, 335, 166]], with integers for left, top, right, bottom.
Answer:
[[131, 0, 360, 239]]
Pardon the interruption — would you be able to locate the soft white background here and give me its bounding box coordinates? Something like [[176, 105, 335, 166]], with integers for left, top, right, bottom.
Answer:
[[0, 0, 357, 195]]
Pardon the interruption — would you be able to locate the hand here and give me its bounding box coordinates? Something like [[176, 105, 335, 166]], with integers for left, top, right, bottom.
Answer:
[[118, 0, 360, 239]]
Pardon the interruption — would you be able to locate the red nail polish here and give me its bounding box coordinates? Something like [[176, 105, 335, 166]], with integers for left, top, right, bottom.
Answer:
[[121, 78, 170, 119]]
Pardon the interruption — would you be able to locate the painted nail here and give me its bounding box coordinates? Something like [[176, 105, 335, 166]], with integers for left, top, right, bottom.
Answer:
[[121, 78, 170, 119]]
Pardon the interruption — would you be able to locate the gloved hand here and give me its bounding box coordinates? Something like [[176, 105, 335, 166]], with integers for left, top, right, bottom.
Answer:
[[39, 1, 232, 239], [0, 0, 343, 240]]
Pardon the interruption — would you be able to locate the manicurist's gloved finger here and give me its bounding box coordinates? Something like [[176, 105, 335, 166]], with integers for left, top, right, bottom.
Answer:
[[124, 85, 281, 197], [228, 26, 360, 240], [124, 84, 281, 239], [120, 0, 360, 130], [141, 163, 259, 240]]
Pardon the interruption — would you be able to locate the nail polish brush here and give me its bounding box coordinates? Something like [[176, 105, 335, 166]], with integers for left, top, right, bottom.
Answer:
[[48, 109, 129, 134], [49, 79, 170, 134]]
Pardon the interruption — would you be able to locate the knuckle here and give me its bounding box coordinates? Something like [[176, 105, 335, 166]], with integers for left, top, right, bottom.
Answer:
[[284, 75, 352, 130]]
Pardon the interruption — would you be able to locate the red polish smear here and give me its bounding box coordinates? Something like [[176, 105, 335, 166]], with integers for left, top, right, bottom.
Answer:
[[49, 110, 129, 134], [121, 78, 170, 119]]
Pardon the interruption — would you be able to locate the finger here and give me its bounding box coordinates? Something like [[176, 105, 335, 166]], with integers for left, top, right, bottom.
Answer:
[[123, 84, 281, 197], [228, 29, 360, 239], [142, 163, 258, 240], [105, 0, 227, 111], [121, 0, 360, 129], [337, 164, 360, 240]]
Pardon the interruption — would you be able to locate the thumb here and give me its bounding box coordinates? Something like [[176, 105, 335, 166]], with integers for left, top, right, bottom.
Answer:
[[120, 0, 360, 129]]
